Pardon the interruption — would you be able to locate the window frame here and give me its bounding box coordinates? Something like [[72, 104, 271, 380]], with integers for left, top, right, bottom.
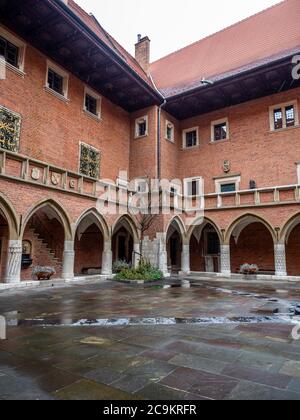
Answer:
[[165, 120, 175, 143], [215, 176, 241, 194], [184, 177, 202, 197], [0, 26, 26, 75], [269, 101, 299, 131], [45, 60, 69, 101], [135, 116, 148, 139], [182, 127, 199, 149], [211, 118, 230, 142], [83, 87, 102, 120]]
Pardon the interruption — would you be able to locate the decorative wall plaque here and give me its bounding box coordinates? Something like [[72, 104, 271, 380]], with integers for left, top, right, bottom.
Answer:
[[31, 168, 40, 180], [69, 180, 76, 189], [79, 143, 100, 179], [0, 106, 21, 152], [51, 173, 61, 186], [223, 160, 231, 173]]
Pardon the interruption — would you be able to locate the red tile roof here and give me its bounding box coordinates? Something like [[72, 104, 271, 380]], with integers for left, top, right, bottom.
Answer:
[[67, 0, 153, 87], [150, 0, 300, 94]]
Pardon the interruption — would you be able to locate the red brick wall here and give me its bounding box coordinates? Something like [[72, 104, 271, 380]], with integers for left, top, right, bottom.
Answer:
[[286, 224, 300, 276], [1, 28, 130, 182], [230, 223, 275, 273], [167, 88, 300, 193]]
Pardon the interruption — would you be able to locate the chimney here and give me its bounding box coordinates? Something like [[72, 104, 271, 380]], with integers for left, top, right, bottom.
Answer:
[[135, 34, 150, 75]]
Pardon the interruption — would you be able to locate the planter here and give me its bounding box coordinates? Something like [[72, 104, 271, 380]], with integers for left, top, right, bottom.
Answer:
[[240, 264, 259, 276], [32, 266, 56, 281]]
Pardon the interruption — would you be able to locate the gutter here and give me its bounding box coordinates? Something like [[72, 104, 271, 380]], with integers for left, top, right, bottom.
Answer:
[[150, 75, 166, 180], [50, 0, 163, 104]]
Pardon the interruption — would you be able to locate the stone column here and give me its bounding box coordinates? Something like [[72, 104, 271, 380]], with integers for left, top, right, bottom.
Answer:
[[220, 244, 231, 277], [157, 235, 168, 275], [62, 240, 75, 282], [101, 240, 113, 276], [4, 240, 22, 284], [132, 243, 141, 268], [274, 243, 287, 277], [181, 244, 190, 275]]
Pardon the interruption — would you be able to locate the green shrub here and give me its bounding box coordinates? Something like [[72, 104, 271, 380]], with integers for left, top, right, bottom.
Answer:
[[115, 262, 163, 282], [113, 259, 130, 273]]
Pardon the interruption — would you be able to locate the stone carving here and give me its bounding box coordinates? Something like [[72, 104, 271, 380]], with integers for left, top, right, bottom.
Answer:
[[31, 168, 40, 180], [5, 241, 22, 283], [223, 160, 231, 173], [51, 172, 61, 186], [0, 106, 21, 152], [69, 179, 76, 189], [80, 143, 100, 179]]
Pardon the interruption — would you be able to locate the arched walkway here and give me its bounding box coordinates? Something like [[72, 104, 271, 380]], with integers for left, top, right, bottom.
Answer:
[[281, 214, 300, 276], [166, 218, 185, 273], [74, 211, 106, 276], [112, 215, 138, 264], [189, 219, 222, 273], [227, 215, 276, 275], [21, 200, 71, 281]]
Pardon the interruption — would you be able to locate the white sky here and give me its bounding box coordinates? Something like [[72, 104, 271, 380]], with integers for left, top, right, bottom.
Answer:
[[76, 0, 281, 62]]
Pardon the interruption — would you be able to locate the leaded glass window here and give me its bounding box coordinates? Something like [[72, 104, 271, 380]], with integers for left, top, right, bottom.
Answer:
[[79, 143, 100, 179], [0, 106, 21, 152]]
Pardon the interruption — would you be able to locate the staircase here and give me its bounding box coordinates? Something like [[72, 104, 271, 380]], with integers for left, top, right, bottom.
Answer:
[[29, 214, 63, 275]]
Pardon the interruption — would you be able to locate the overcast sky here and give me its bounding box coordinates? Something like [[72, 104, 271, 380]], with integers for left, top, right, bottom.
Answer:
[[76, 0, 281, 62]]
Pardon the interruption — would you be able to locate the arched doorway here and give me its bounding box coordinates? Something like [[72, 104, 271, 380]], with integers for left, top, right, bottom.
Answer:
[[282, 215, 300, 276], [228, 215, 275, 275], [189, 221, 221, 273], [21, 201, 70, 281], [166, 219, 184, 273], [74, 212, 105, 276], [0, 211, 9, 282], [112, 216, 137, 265]]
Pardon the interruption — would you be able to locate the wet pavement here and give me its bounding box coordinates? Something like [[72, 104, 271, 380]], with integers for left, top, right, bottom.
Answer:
[[0, 278, 300, 400]]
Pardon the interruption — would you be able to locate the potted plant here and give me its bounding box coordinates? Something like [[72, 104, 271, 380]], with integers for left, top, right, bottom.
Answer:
[[240, 263, 259, 276], [32, 266, 56, 281]]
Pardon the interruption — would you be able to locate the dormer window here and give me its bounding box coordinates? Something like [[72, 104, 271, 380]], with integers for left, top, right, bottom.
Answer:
[[135, 116, 148, 138]]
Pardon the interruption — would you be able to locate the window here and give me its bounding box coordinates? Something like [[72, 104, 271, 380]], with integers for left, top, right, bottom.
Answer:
[[48, 69, 63, 95], [135, 116, 148, 138], [0, 106, 21, 152], [46, 61, 68, 99], [0, 27, 26, 73], [183, 128, 199, 148], [185, 178, 201, 196], [79, 143, 100, 179], [270, 101, 299, 131], [220, 183, 236, 193], [211, 118, 229, 142], [0, 36, 19, 68], [84, 88, 101, 119], [215, 176, 241, 194], [166, 121, 175, 142]]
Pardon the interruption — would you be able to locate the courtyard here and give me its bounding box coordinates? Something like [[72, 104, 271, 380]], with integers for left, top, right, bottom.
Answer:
[[0, 278, 300, 400]]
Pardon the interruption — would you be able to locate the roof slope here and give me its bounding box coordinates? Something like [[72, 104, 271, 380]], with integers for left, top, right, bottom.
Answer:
[[150, 0, 300, 93], [67, 0, 153, 87]]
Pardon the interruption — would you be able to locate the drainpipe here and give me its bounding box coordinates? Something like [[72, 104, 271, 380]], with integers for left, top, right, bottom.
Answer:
[[150, 75, 166, 180]]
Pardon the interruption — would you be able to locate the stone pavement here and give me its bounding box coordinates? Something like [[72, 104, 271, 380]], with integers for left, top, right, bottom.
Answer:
[[0, 279, 300, 400]]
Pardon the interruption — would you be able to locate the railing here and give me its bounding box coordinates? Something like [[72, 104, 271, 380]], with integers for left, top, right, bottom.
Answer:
[[0, 149, 299, 211]]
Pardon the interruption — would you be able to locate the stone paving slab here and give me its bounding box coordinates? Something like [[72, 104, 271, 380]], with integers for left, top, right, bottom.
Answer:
[[0, 279, 300, 400]]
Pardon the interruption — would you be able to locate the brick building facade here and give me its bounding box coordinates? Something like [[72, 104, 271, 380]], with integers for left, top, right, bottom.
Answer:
[[0, 0, 300, 285]]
